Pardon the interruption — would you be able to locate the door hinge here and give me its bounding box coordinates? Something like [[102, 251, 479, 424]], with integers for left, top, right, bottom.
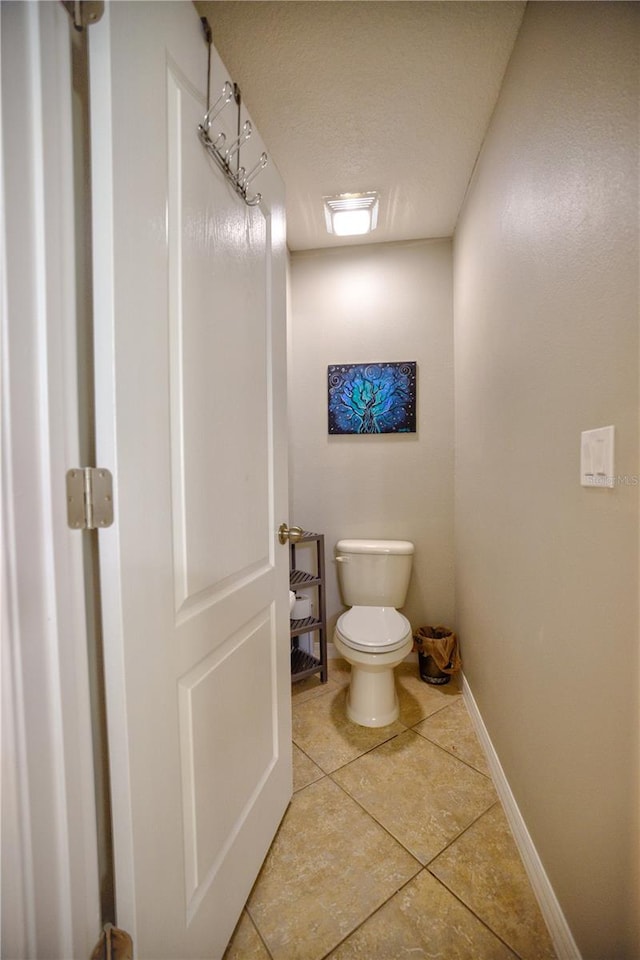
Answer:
[[66, 467, 114, 530], [60, 0, 104, 31]]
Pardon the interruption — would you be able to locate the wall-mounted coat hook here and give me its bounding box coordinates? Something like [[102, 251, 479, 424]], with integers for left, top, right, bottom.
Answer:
[[225, 120, 252, 162], [202, 80, 234, 133]]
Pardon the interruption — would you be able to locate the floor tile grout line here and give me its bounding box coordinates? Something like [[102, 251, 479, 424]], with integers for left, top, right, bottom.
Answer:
[[424, 797, 546, 960], [327, 772, 425, 870], [243, 904, 277, 960], [241, 824, 521, 960], [246, 762, 423, 960], [405, 694, 495, 777], [291, 680, 339, 704], [240, 865, 531, 960], [292, 771, 328, 797], [408, 697, 461, 722], [271, 761, 532, 959], [425, 797, 503, 869], [328, 754, 500, 878], [293, 725, 411, 778], [293, 700, 498, 852], [293, 702, 472, 781], [248, 765, 420, 959], [301, 718, 494, 783], [424, 798, 529, 954], [312, 861, 522, 960], [424, 864, 523, 959], [289, 679, 534, 956], [409, 721, 495, 780], [316, 868, 426, 960], [291, 739, 329, 786]]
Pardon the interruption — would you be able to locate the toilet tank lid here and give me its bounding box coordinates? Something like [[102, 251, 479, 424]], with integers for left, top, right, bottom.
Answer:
[[336, 539, 414, 556]]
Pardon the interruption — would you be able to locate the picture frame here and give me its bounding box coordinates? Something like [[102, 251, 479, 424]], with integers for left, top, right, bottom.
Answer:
[[327, 361, 417, 435]]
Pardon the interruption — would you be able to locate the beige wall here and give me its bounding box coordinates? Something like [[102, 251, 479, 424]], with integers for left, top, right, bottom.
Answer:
[[454, 4, 639, 958], [289, 240, 454, 635]]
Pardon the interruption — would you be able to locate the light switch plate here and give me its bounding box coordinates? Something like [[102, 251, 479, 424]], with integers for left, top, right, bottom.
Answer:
[[581, 426, 614, 488]]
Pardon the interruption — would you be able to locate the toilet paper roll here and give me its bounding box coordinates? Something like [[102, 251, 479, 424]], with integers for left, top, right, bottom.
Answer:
[[297, 633, 314, 656], [291, 596, 312, 620]]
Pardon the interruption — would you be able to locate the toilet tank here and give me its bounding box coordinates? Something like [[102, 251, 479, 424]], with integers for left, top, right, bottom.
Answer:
[[336, 539, 414, 608]]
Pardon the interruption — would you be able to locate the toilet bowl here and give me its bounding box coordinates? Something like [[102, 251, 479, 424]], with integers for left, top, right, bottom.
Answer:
[[334, 606, 413, 726]]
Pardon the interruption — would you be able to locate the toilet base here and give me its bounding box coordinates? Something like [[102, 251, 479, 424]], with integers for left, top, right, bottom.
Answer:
[[346, 666, 399, 727], [334, 631, 413, 728]]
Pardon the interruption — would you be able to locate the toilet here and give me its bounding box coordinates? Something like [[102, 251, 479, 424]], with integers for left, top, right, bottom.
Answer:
[[334, 539, 414, 727]]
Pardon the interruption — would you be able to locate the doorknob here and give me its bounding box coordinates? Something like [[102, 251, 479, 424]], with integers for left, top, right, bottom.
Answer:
[[278, 522, 304, 545]]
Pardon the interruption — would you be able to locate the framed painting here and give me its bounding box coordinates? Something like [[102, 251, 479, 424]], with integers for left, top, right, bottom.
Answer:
[[327, 361, 417, 435]]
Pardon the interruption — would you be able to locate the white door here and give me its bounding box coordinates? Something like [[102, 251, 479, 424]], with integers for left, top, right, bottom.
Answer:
[[2, 4, 101, 957], [89, 3, 292, 957]]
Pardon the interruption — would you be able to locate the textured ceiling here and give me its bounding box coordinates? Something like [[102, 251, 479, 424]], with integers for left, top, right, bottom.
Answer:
[[196, 1, 525, 251]]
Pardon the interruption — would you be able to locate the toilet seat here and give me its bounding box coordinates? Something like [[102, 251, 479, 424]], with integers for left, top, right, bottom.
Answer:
[[336, 606, 411, 654]]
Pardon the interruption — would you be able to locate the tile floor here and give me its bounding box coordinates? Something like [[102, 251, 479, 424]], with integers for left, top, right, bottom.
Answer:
[[223, 660, 557, 960]]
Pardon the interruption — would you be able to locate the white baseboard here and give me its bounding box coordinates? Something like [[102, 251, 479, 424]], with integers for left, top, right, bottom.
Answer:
[[462, 676, 582, 960]]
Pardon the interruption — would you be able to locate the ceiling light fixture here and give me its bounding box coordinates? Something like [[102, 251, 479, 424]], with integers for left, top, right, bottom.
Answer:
[[323, 192, 379, 237]]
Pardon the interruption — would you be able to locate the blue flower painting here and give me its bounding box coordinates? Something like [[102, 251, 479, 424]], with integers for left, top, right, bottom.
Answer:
[[328, 362, 417, 435]]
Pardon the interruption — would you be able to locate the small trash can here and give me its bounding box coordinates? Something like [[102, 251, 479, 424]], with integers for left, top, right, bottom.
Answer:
[[414, 626, 461, 685], [419, 652, 450, 684]]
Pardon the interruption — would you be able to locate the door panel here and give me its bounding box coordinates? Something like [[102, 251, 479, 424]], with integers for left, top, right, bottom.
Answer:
[[167, 61, 271, 611], [89, 4, 291, 956], [179, 606, 276, 918]]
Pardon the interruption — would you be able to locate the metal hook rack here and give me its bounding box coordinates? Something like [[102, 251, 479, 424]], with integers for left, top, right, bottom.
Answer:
[[198, 21, 268, 207]]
